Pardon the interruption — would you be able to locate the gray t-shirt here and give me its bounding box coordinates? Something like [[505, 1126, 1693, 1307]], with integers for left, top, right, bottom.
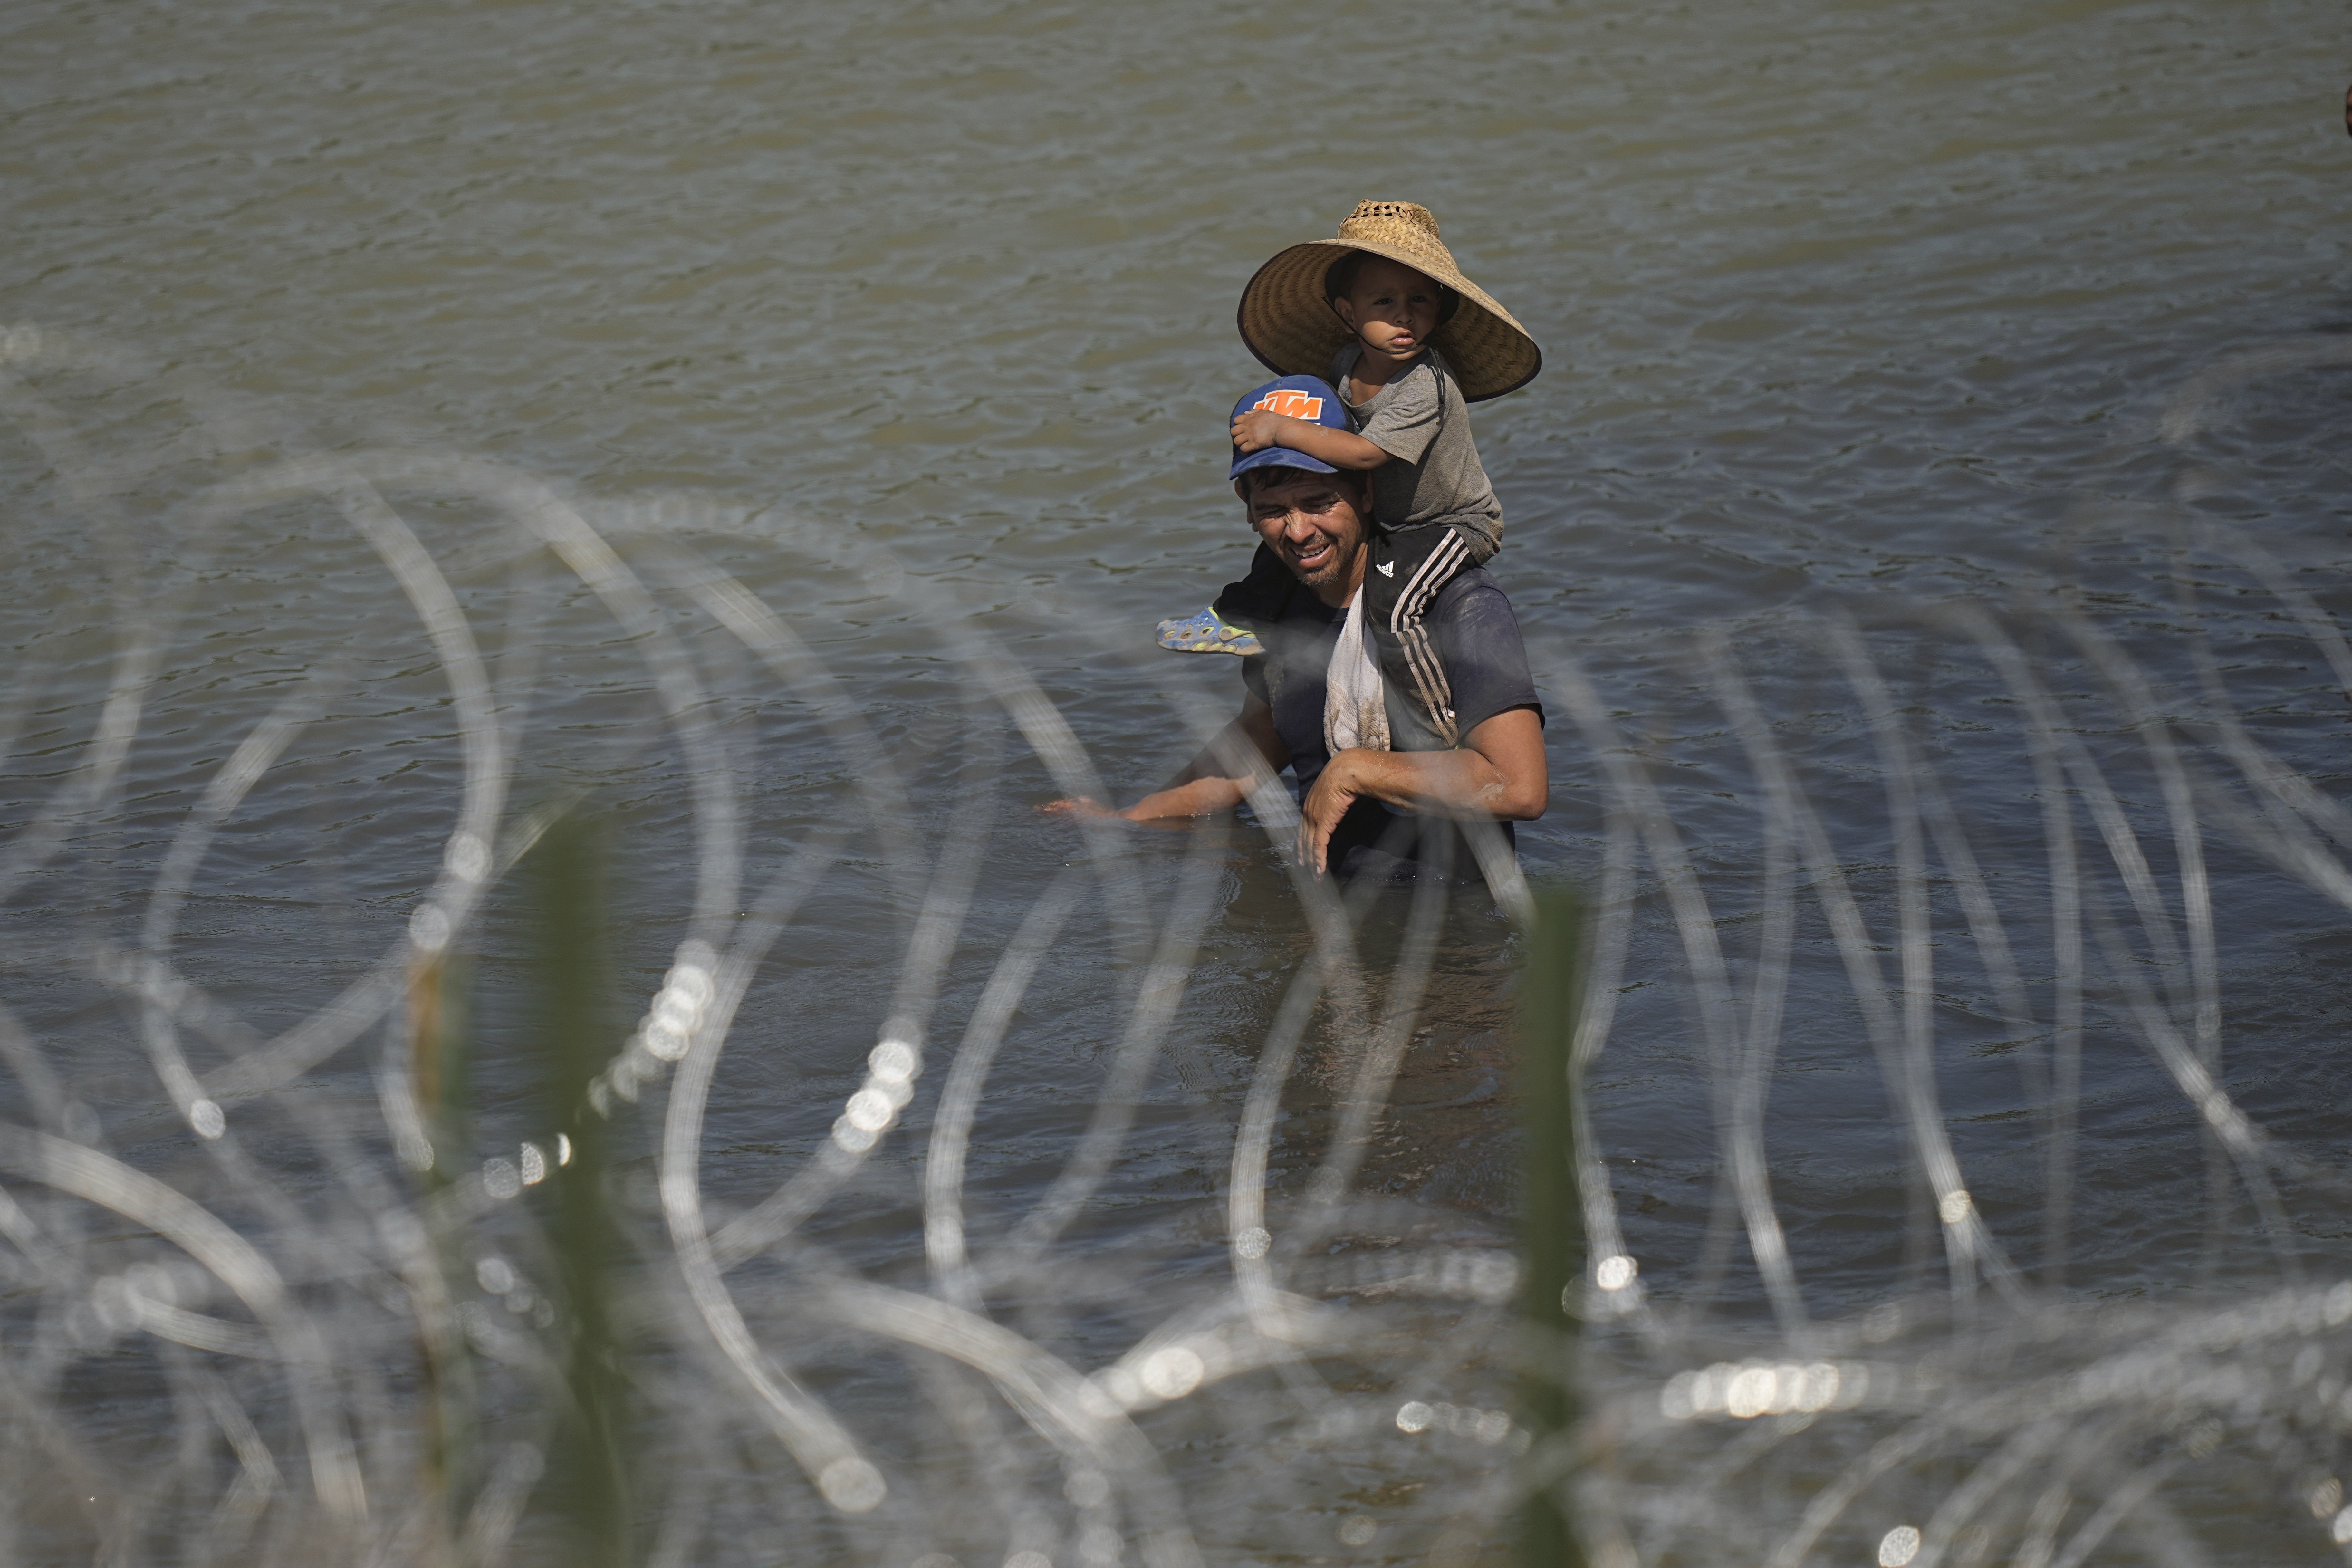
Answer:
[[1329, 343, 1503, 554]]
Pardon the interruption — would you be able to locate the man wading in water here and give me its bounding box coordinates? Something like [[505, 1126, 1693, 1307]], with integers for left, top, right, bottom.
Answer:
[[1046, 379, 1546, 885]]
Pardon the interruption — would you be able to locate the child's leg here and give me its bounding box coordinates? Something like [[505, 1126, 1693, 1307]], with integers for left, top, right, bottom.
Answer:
[[1361, 521, 1494, 747], [1210, 542, 1294, 630], [1160, 544, 1293, 655]]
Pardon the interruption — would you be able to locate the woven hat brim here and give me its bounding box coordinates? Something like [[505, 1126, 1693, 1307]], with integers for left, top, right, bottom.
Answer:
[[1236, 238, 1541, 403]]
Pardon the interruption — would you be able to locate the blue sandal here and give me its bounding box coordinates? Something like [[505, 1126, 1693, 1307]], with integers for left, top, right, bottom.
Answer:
[[1156, 607, 1263, 656]]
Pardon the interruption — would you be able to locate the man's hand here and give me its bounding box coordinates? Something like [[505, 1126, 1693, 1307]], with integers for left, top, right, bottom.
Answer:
[[1294, 707, 1548, 875], [1039, 796, 1121, 820], [1036, 796, 1204, 829], [1039, 704, 1288, 830], [1296, 750, 1371, 874]]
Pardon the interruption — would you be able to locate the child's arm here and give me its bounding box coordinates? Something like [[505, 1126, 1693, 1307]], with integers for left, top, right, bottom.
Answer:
[[1230, 410, 1390, 471]]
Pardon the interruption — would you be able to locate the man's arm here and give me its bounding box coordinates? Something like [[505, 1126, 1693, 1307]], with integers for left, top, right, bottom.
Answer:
[[1230, 411, 1389, 471], [1042, 696, 1289, 822], [1294, 706, 1547, 873]]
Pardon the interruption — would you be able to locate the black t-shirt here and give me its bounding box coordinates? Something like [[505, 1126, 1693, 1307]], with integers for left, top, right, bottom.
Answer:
[[1241, 567, 1542, 881]]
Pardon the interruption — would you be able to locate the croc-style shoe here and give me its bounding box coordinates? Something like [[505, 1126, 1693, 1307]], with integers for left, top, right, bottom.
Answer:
[[1156, 607, 1263, 656]]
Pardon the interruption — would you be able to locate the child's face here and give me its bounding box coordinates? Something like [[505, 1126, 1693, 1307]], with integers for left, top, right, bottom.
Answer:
[[1332, 256, 1441, 364]]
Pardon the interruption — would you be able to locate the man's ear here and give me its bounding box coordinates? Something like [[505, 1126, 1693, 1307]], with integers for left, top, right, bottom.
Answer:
[[1330, 295, 1358, 333]]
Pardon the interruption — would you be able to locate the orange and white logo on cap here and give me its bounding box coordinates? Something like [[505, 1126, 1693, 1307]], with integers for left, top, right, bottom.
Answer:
[[1251, 389, 1325, 420]]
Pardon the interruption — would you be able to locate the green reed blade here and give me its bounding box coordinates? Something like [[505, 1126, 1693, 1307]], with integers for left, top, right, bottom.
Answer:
[[530, 811, 633, 1567], [412, 948, 477, 1561], [1519, 889, 1585, 1568]]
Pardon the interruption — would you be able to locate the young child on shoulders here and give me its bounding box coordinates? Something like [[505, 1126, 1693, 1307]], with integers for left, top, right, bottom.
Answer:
[[1158, 199, 1540, 746]]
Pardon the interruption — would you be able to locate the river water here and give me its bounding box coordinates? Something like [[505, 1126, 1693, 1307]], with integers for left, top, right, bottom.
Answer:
[[4, 1, 2350, 1564]]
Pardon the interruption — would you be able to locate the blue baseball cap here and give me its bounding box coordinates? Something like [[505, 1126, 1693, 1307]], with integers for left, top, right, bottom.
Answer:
[[1230, 375, 1350, 481]]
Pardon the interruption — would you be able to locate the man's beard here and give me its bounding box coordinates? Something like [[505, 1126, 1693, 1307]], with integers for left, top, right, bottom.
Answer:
[[1290, 533, 1360, 591]]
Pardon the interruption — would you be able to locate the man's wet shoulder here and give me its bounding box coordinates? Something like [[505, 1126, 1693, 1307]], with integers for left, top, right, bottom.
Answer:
[[1431, 566, 1521, 620]]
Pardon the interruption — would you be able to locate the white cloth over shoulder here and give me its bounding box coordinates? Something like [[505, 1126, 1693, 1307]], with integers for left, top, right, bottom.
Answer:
[[1323, 587, 1391, 756]]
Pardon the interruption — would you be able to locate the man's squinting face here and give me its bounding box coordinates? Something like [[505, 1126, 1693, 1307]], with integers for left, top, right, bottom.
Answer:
[[1333, 256, 1441, 365], [1242, 473, 1368, 597]]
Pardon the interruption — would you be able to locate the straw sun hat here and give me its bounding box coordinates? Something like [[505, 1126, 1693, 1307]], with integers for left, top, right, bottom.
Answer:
[[1235, 200, 1541, 403]]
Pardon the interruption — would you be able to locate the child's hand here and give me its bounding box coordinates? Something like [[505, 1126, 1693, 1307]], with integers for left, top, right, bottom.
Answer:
[[1230, 409, 1288, 453]]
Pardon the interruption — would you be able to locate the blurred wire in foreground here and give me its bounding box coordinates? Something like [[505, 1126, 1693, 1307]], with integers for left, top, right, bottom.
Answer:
[[1, 322, 2350, 1566]]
